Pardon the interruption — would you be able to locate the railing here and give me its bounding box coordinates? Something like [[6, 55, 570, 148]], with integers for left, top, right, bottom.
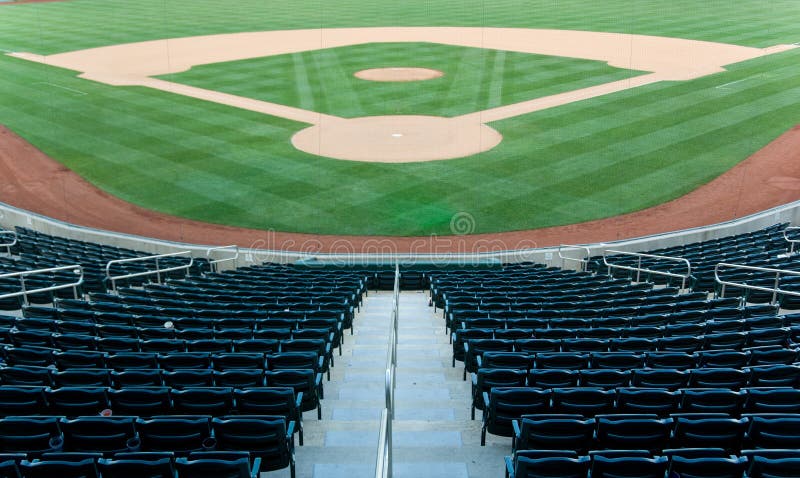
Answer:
[[0, 264, 83, 306], [558, 244, 592, 271], [714, 263, 800, 304], [206, 245, 239, 272], [783, 226, 800, 254], [376, 264, 400, 478], [603, 250, 692, 289], [105, 251, 193, 292], [0, 230, 17, 255]]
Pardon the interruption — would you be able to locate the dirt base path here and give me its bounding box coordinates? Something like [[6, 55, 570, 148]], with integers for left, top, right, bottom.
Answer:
[[2, 124, 800, 253]]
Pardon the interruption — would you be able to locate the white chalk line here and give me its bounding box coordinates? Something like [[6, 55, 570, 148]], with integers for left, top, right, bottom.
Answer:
[[35, 82, 87, 96], [716, 78, 748, 89]]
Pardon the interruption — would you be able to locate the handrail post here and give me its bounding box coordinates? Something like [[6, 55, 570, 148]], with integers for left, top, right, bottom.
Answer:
[[0, 231, 17, 256], [772, 271, 780, 305], [19, 275, 28, 307], [783, 226, 800, 255], [603, 250, 691, 288], [0, 265, 84, 305], [105, 251, 192, 294], [557, 245, 592, 272], [714, 262, 800, 303], [206, 245, 240, 273], [636, 256, 642, 282]]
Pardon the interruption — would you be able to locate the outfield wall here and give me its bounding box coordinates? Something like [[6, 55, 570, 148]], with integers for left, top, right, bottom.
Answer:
[[2, 200, 799, 269]]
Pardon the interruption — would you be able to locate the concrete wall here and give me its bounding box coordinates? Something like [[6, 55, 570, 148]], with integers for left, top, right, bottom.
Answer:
[[2, 199, 799, 269]]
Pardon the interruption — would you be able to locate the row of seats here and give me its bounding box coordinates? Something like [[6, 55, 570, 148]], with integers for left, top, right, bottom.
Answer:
[[0, 451, 264, 478], [2, 331, 337, 364], [510, 413, 800, 453], [480, 382, 800, 417], [1, 364, 327, 388], [467, 346, 799, 369], [459, 333, 793, 370], [471, 366, 800, 408], [444, 289, 733, 313], [14, 313, 347, 345], [457, 345, 799, 376], [0, 380, 321, 419], [31, 299, 353, 319], [446, 302, 781, 329], [0, 414, 294, 476], [452, 308, 787, 331], [2, 346, 325, 370], [480, 387, 800, 444], [2, 348, 317, 369], [4, 319, 338, 341], [0, 384, 305, 437], [505, 448, 798, 478], [40, 301, 351, 323]]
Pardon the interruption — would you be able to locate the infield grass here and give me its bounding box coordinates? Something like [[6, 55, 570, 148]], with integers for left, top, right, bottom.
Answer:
[[0, 0, 799, 235], [160, 42, 643, 118]]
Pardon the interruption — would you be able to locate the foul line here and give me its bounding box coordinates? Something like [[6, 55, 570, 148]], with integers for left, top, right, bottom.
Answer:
[[716, 78, 748, 89], [35, 82, 87, 96]]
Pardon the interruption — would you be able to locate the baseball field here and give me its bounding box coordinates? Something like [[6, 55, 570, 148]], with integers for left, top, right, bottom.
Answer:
[[1, 0, 799, 238]]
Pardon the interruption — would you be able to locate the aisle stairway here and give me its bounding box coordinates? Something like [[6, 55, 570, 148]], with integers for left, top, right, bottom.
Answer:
[[271, 290, 508, 477]]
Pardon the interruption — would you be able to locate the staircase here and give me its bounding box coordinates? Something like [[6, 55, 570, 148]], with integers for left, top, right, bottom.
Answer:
[[268, 289, 509, 477]]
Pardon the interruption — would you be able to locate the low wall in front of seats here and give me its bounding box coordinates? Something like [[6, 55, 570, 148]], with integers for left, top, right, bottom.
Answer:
[[1, 199, 800, 269]]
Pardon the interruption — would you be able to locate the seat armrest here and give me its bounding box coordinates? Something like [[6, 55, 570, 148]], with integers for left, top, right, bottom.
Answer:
[[482, 391, 490, 410], [295, 392, 304, 409], [250, 457, 261, 478], [504, 455, 515, 478]]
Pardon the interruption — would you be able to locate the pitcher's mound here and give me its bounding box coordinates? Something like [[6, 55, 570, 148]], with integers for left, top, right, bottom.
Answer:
[[291, 115, 502, 163], [355, 67, 444, 82]]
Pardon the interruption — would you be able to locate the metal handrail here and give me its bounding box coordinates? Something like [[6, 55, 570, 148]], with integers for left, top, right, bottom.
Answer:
[[604, 249, 692, 289], [783, 226, 800, 254], [206, 245, 239, 272], [714, 262, 800, 304], [375, 408, 391, 478], [376, 264, 400, 478], [0, 231, 17, 255], [558, 244, 592, 271], [105, 250, 193, 292], [0, 264, 83, 306]]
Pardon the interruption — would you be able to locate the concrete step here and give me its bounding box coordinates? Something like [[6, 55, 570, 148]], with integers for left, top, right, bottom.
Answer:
[[265, 290, 509, 478]]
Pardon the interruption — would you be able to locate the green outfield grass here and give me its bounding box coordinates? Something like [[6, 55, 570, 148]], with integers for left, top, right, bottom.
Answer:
[[161, 42, 642, 118], [0, 0, 799, 236]]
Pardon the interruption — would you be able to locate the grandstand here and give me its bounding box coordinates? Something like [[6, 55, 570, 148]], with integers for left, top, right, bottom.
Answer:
[[2, 0, 800, 477]]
